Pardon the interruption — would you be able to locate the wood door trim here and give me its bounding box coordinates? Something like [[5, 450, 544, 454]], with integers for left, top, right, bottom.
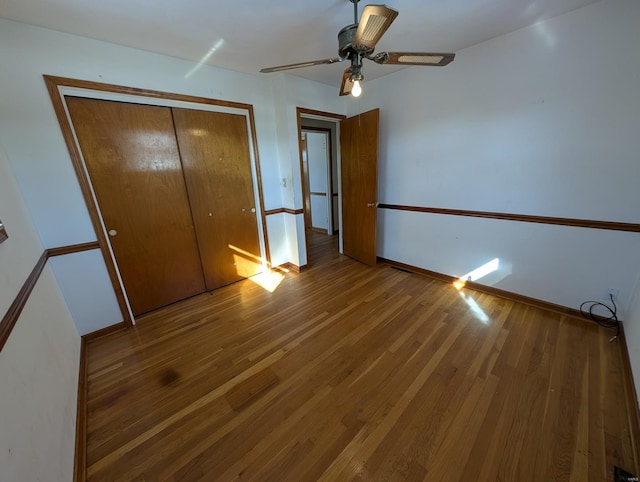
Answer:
[[43, 75, 256, 112], [296, 113, 310, 261], [0, 241, 104, 352], [296, 108, 346, 120], [378, 204, 640, 233], [44, 75, 270, 310], [44, 76, 133, 327], [245, 104, 271, 268]]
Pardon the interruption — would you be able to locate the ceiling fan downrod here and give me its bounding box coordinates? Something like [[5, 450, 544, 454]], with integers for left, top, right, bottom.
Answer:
[[350, 0, 360, 24]]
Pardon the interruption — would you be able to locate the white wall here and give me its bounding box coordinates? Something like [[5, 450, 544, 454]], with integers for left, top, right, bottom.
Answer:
[[352, 0, 640, 315], [0, 18, 342, 331], [0, 145, 79, 482], [276, 75, 346, 266]]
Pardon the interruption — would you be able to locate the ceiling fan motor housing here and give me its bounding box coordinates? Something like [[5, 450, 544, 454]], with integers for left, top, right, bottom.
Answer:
[[338, 23, 364, 59]]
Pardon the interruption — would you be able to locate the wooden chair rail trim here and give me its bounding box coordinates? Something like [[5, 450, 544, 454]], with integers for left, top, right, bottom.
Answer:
[[378, 204, 640, 233], [0, 251, 48, 351], [48, 241, 101, 257], [264, 208, 304, 216], [0, 242, 101, 352], [378, 257, 585, 320]]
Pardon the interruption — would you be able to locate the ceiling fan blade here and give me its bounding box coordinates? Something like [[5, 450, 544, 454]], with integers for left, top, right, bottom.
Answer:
[[354, 5, 399, 51], [260, 57, 343, 73], [340, 69, 353, 96], [371, 51, 455, 66]]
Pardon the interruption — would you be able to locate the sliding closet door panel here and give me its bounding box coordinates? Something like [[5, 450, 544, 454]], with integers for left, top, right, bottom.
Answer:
[[172, 108, 262, 290], [66, 97, 206, 315]]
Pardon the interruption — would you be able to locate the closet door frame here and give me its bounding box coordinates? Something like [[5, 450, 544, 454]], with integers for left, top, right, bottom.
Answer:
[[44, 75, 270, 326]]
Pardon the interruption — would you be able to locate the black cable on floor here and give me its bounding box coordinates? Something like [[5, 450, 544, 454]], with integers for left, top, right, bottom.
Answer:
[[580, 293, 619, 342]]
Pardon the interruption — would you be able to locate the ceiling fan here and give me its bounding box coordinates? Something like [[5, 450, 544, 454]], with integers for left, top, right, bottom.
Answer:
[[260, 0, 455, 97]]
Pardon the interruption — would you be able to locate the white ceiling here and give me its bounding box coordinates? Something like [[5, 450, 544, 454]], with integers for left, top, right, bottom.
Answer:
[[0, 0, 601, 86]]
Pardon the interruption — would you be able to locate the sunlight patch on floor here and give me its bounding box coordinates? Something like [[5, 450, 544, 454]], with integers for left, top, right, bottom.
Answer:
[[248, 270, 285, 293]]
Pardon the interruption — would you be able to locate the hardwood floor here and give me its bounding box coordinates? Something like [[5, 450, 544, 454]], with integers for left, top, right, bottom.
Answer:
[[85, 232, 639, 481]]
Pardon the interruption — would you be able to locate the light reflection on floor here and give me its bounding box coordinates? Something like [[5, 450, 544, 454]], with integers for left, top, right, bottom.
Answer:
[[458, 291, 490, 324], [453, 258, 499, 324]]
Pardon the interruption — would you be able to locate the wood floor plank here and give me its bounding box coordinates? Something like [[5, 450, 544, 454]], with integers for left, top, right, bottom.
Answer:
[[83, 231, 640, 481]]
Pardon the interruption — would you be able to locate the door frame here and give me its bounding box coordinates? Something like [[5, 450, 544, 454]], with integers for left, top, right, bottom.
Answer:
[[301, 127, 334, 235], [44, 75, 271, 326], [296, 108, 346, 264]]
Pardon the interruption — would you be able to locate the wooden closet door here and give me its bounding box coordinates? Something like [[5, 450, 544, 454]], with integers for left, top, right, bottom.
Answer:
[[172, 108, 263, 290], [66, 97, 206, 315]]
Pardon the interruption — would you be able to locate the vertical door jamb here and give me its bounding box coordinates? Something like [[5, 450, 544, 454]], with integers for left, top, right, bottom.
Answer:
[[296, 108, 346, 265]]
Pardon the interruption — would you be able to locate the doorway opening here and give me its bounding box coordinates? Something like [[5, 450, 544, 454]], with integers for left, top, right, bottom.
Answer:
[[296, 108, 344, 266]]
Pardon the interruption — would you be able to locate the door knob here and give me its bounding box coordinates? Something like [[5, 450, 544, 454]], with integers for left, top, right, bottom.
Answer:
[[251, 207, 256, 213], [108, 229, 117, 237]]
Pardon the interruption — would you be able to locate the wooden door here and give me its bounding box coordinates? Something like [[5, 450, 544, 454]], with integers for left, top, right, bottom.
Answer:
[[301, 134, 312, 231], [340, 109, 379, 266], [66, 97, 206, 315], [172, 108, 263, 290]]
